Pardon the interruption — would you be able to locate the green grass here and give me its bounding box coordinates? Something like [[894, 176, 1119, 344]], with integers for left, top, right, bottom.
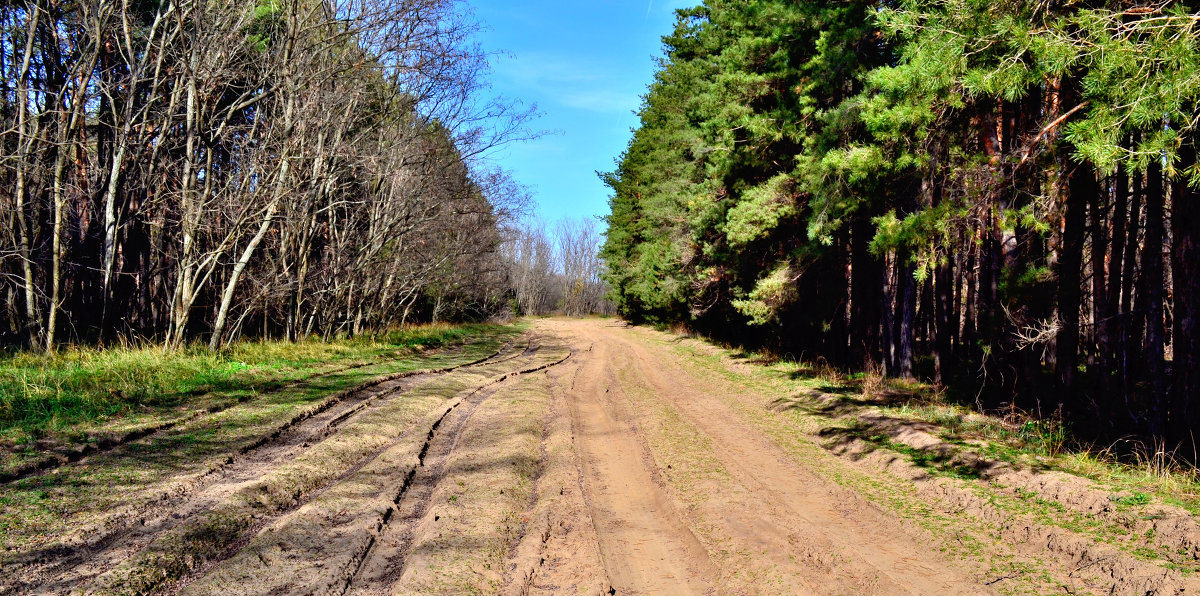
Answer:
[[863, 433, 982, 480], [656, 330, 1199, 588], [769, 365, 1200, 516], [0, 324, 522, 556], [1112, 491, 1152, 507], [889, 401, 1200, 516], [0, 323, 499, 446], [661, 327, 1200, 516]]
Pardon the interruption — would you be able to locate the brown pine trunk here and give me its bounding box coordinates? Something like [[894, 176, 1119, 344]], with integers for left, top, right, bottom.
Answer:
[[963, 237, 977, 352], [935, 256, 954, 384], [1122, 169, 1144, 392], [932, 171, 954, 384], [850, 216, 882, 367], [1090, 179, 1111, 411], [951, 236, 963, 355], [1108, 162, 1128, 382], [882, 253, 897, 375], [829, 234, 850, 366], [897, 252, 917, 379], [978, 212, 994, 343]]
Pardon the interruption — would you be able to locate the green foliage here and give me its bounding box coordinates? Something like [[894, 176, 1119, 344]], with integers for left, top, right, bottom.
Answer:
[[1111, 491, 1152, 507], [724, 175, 796, 247], [601, 0, 1200, 362], [731, 263, 796, 325], [247, 0, 282, 53]]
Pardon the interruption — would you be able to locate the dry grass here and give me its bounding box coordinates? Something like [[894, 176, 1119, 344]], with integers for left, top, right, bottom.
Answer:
[[859, 360, 885, 399], [648, 321, 1200, 515]]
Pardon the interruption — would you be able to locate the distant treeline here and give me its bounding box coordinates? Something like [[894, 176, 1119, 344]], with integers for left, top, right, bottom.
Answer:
[[601, 1, 1200, 445], [0, 0, 535, 351], [503, 217, 614, 319]]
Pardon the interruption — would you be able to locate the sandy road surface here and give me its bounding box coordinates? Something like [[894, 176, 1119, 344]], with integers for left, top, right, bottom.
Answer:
[[8, 318, 1190, 595], [531, 319, 983, 596]]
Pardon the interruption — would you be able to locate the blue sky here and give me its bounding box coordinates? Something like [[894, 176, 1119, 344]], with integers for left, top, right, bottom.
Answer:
[[469, 0, 696, 227]]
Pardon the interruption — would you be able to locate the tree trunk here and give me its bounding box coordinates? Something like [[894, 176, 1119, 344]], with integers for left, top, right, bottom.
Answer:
[[1170, 141, 1200, 448], [14, 4, 42, 347], [47, 140, 70, 353], [977, 207, 1000, 347], [99, 139, 127, 336], [1108, 161, 1128, 386], [881, 253, 897, 375], [209, 197, 281, 350], [963, 237, 977, 352], [1056, 161, 1093, 393], [1122, 167, 1144, 393], [1090, 178, 1111, 412], [828, 233, 850, 366], [1144, 160, 1166, 437], [930, 170, 954, 384], [897, 252, 917, 379], [850, 216, 882, 367]]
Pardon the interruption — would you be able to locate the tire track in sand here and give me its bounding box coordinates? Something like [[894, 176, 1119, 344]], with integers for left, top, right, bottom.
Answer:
[[605, 324, 984, 594], [9, 339, 531, 595], [557, 337, 719, 596], [339, 348, 574, 596]]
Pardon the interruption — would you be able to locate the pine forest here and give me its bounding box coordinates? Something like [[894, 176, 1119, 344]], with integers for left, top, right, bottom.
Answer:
[[601, 1, 1200, 449]]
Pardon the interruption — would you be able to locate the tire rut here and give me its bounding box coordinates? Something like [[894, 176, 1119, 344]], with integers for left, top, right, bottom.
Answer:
[[499, 353, 610, 596], [126, 342, 568, 596], [611, 327, 982, 594], [0, 342, 479, 486], [299, 339, 534, 451], [559, 339, 717, 595], [337, 348, 574, 596], [5, 339, 530, 595]]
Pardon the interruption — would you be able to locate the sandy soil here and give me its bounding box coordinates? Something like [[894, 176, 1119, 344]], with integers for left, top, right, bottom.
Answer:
[[6, 319, 1196, 595]]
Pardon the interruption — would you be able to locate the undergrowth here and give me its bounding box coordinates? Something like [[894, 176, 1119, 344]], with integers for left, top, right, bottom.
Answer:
[[881, 397, 1200, 514], [0, 323, 497, 444]]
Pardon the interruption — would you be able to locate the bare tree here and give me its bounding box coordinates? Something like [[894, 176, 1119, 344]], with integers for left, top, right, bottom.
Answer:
[[0, 0, 534, 350], [502, 220, 556, 316], [555, 218, 608, 316]]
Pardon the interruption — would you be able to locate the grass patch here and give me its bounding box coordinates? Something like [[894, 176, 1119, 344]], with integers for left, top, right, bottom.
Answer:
[[862, 433, 982, 480], [655, 324, 1200, 516], [0, 323, 501, 447], [791, 370, 1200, 516], [643, 325, 1200, 589], [913, 404, 1200, 516], [635, 329, 1069, 592], [0, 324, 521, 558], [1111, 492, 1152, 507]]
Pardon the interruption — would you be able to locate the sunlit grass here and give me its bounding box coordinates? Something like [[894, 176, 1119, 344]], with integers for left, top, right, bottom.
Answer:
[[0, 323, 496, 445], [653, 323, 1200, 516]]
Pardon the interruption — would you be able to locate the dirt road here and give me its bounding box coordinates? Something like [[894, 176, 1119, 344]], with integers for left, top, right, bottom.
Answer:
[[5, 319, 1196, 595], [529, 319, 995, 595]]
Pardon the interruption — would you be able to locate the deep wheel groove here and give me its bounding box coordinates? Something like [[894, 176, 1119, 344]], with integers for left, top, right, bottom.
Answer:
[[337, 348, 574, 595], [4, 339, 528, 595], [0, 342, 483, 485]]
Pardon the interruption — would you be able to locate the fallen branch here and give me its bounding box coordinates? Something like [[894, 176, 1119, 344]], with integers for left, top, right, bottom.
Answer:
[[1016, 101, 1090, 169]]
